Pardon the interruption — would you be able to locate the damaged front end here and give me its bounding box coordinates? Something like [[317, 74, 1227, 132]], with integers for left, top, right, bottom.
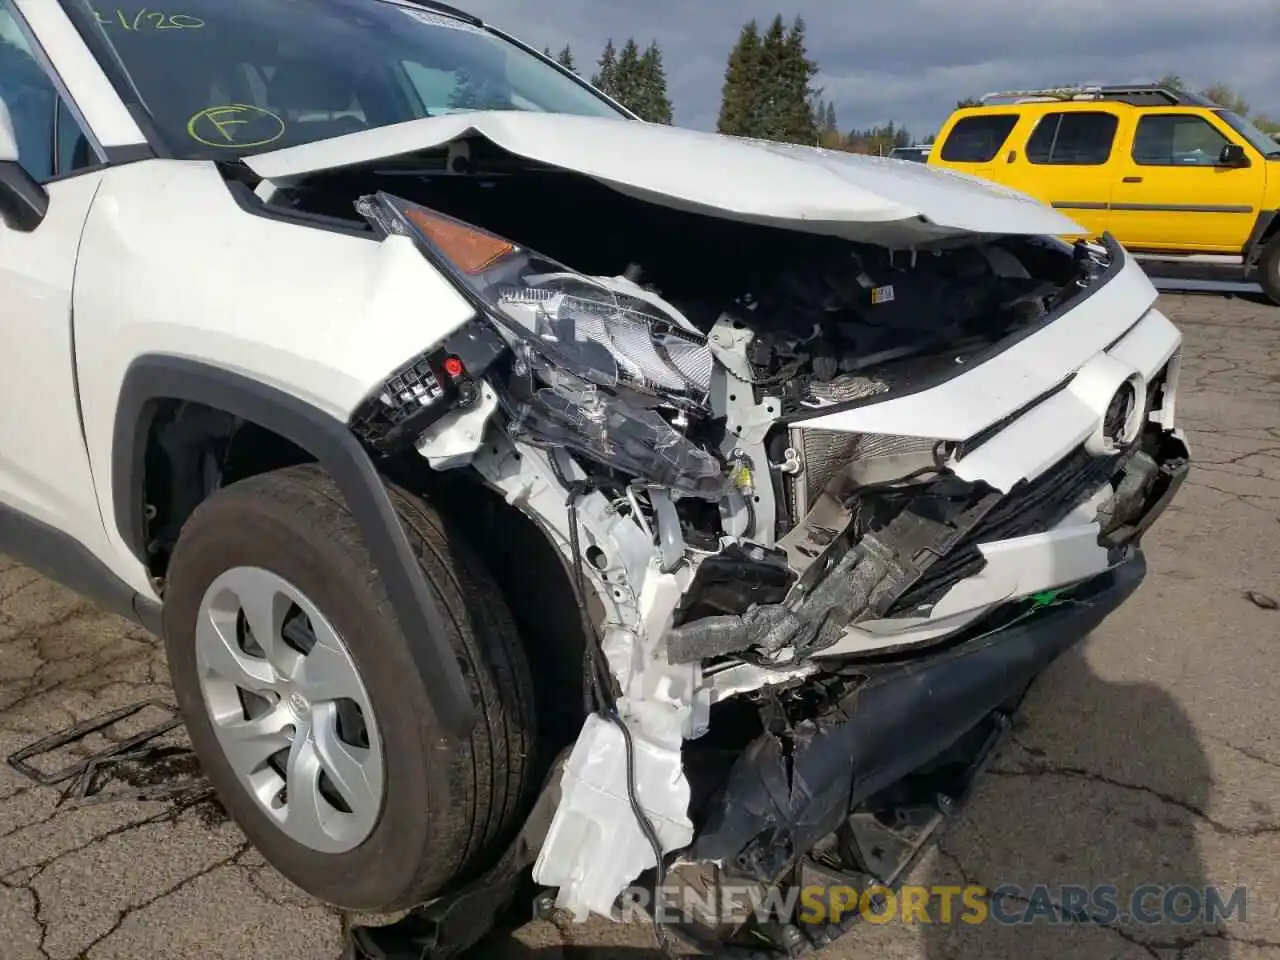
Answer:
[[345, 187, 1189, 951]]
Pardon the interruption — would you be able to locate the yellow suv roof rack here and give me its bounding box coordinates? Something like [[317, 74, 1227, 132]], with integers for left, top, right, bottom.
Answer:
[[978, 85, 1217, 108]]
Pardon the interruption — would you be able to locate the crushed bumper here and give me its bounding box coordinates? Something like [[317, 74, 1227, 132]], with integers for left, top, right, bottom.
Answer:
[[691, 550, 1148, 882]]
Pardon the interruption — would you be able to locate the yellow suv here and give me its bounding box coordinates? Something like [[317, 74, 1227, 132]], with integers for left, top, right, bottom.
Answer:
[[929, 85, 1280, 304]]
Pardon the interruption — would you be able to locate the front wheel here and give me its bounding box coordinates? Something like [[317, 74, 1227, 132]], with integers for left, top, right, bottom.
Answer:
[[162, 464, 535, 912], [1258, 234, 1280, 306]]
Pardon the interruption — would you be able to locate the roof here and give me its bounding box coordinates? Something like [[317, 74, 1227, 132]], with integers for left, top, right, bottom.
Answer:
[[976, 85, 1219, 109]]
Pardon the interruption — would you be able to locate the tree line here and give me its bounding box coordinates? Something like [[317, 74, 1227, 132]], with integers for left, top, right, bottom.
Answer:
[[542, 39, 672, 124], [542, 27, 1279, 150], [546, 19, 907, 152]]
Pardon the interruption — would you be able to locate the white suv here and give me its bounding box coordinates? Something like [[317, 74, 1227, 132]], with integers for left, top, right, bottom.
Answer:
[[0, 0, 1189, 951]]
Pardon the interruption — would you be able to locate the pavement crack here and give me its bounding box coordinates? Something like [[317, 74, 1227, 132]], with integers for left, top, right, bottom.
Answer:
[[73, 840, 252, 959], [4, 794, 218, 883], [1206, 734, 1280, 771], [995, 736, 1280, 838], [1, 870, 54, 960], [0, 575, 42, 605], [987, 761, 1280, 839], [29, 877, 53, 960]]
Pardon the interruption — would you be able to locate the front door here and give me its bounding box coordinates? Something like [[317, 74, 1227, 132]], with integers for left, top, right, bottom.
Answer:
[[1110, 112, 1264, 252], [0, 2, 111, 547]]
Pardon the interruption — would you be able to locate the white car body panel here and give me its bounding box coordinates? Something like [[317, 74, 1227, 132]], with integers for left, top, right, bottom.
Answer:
[[0, 173, 116, 553], [948, 307, 1182, 491], [243, 111, 1088, 245], [70, 160, 477, 587]]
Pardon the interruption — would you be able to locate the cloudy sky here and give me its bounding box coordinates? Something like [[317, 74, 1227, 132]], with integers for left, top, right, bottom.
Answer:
[[465, 0, 1280, 140]]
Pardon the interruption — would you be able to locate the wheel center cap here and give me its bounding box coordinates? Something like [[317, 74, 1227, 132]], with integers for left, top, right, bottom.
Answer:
[[288, 691, 311, 717]]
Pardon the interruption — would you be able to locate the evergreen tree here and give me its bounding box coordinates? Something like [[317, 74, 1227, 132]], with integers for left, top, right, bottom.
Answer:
[[555, 45, 577, 74], [717, 20, 762, 136], [770, 16, 819, 144], [636, 42, 673, 123], [755, 15, 789, 139], [824, 101, 838, 136], [592, 39, 618, 97], [612, 38, 644, 115], [717, 15, 818, 144]]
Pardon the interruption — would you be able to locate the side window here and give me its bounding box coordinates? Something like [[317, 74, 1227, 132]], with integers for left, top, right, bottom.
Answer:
[[1132, 114, 1232, 167], [55, 98, 94, 175], [1026, 111, 1118, 165], [0, 3, 96, 181], [0, 4, 56, 180], [939, 114, 1019, 163]]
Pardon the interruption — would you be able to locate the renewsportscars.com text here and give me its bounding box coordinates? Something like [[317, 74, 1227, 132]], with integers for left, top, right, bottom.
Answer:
[[606, 883, 1248, 927]]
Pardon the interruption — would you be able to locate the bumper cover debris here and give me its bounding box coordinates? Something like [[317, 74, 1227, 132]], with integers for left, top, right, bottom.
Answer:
[[691, 551, 1148, 883]]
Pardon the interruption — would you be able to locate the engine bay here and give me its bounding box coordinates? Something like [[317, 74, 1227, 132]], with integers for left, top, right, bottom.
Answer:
[[248, 152, 1098, 416]]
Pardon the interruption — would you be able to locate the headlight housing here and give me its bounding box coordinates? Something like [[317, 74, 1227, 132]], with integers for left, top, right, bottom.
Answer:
[[357, 192, 729, 498]]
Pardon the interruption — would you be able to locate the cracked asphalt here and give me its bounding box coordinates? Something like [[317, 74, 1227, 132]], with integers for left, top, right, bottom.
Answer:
[[2, 292, 1278, 960]]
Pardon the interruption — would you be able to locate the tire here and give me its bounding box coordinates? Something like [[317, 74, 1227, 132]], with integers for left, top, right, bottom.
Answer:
[[1259, 234, 1280, 306], [162, 464, 535, 912]]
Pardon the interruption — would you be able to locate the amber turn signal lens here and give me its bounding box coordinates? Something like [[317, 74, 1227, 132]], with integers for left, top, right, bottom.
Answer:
[[404, 207, 514, 276]]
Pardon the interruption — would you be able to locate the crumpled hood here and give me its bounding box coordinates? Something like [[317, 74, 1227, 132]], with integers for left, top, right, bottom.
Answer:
[[243, 112, 1086, 246]]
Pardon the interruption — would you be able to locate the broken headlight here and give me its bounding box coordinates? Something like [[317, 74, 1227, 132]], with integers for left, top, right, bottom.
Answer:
[[357, 192, 729, 498]]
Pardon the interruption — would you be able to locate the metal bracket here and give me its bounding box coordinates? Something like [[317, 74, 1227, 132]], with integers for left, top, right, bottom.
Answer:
[[6, 699, 183, 787]]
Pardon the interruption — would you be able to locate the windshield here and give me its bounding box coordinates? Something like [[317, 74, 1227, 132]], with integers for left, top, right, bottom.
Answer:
[[58, 0, 629, 158], [1218, 111, 1280, 159]]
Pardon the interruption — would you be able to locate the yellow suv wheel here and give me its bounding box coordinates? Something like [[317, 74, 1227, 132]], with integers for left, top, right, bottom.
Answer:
[[1259, 236, 1280, 306]]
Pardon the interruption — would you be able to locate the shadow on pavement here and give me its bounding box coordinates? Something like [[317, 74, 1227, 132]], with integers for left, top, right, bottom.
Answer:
[[919, 642, 1230, 959]]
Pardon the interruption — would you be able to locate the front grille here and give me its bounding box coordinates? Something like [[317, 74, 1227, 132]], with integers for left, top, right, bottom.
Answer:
[[887, 447, 1120, 614]]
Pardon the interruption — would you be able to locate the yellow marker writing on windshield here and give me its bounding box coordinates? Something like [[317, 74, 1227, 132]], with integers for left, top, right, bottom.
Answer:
[[187, 105, 285, 149], [91, 8, 205, 30]]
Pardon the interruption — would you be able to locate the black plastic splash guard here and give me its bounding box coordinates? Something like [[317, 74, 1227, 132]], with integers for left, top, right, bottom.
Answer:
[[690, 552, 1148, 883]]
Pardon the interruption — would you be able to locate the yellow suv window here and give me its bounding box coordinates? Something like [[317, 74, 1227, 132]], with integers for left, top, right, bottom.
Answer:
[[1132, 114, 1230, 167], [1025, 111, 1118, 165], [938, 114, 1018, 163]]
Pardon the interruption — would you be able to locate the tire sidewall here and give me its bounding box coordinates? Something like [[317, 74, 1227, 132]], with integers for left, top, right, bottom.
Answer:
[[1259, 235, 1280, 305], [163, 484, 460, 911]]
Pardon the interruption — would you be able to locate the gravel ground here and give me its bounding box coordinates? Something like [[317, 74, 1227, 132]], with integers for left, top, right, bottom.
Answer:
[[1, 291, 1277, 960]]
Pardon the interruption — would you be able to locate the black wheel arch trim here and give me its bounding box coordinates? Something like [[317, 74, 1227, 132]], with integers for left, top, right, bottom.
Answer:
[[112, 354, 478, 737], [1244, 209, 1279, 267]]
